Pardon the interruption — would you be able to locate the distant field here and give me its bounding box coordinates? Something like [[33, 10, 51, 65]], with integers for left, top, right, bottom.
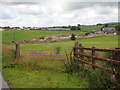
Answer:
[[2, 22, 119, 42], [79, 22, 118, 31], [5, 35, 118, 51], [22, 36, 118, 50], [80, 25, 103, 31], [2, 30, 85, 42]]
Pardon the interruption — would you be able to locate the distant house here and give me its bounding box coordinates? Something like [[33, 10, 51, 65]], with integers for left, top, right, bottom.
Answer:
[[102, 28, 116, 33], [47, 28, 71, 31], [90, 30, 96, 33], [0, 28, 4, 31], [11, 27, 21, 30], [39, 28, 48, 30], [29, 27, 48, 30], [1, 27, 13, 31]]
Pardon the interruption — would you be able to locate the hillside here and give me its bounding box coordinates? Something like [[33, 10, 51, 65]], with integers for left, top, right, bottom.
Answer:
[[104, 22, 119, 27], [80, 25, 103, 31]]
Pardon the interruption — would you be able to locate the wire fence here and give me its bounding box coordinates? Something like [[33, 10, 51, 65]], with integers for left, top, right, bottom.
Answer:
[[18, 47, 72, 60], [21, 49, 72, 51]]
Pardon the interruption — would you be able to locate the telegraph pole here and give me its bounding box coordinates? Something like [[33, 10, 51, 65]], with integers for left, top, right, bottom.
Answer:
[[14, 31, 16, 42]]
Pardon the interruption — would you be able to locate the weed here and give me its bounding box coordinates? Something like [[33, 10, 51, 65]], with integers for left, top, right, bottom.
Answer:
[[64, 51, 117, 88], [105, 52, 120, 86], [54, 47, 61, 54]]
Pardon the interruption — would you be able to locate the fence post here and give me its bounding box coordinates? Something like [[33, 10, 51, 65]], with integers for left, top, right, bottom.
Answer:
[[79, 43, 82, 47], [15, 43, 20, 59], [78, 43, 82, 58], [92, 47, 96, 69], [80, 45, 84, 67], [115, 48, 120, 60], [80, 46, 84, 57], [74, 42, 79, 60], [115, 48, 120, 84]]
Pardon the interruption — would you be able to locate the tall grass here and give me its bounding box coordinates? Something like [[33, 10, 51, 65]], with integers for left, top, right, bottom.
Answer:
[[54, 47, 61, 54], [2, 47, 90, 88], [63, 51, 118, 88], [105, 52, 120, 86]]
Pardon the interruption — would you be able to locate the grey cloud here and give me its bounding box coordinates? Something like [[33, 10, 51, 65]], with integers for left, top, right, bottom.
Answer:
[[2, 2, 39, 5], [14, 6, 44, 16], [1, 0, 50, 2], [65, 2, 117, 11], [0, 1, 118, 26], [97, 9, 111, 15], [19, 11, 41, 15], [1, 0, 53, 5]]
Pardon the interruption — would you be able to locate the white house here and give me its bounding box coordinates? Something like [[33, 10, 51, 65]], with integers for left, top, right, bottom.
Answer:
[[102, 28, 116, 33]]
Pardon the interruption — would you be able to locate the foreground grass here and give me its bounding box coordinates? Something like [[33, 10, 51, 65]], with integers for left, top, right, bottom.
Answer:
[[3, 67, 89, 88], [2, 48, 88, 88], [2, 35, 119, 88]]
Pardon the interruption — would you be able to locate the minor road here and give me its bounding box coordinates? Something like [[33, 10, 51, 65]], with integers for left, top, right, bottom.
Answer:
[[0, 72, 10, 89]]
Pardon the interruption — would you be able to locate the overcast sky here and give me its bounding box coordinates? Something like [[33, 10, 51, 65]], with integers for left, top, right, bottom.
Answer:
[[0, 0, 119, 27]]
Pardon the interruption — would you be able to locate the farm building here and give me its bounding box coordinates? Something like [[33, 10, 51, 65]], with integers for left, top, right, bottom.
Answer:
[[0, 28, 4, 31], [102, 28, 116, 33], [30, 28, 48, 30], [47, 28, 71, 31]]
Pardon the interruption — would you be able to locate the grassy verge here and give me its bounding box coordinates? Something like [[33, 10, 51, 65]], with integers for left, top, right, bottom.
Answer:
[[2, 47, 89, 88]]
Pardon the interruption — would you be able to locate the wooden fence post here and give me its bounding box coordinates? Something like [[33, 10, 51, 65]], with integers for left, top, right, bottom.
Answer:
[[74, 42, 79, 59], [78, 43, 82, 58], [73, 42, 79, 61], [115, 48, 120, 84], [115, 48, 120, 60], [92, 47, 96, 69], [80, 45, 84, 67], [15, 43, 20, 59], [79, 43, 82, 47], [80, 46, 84, 58]]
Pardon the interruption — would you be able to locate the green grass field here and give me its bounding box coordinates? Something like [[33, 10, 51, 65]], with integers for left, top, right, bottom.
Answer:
[[80, 25, 103, 31], [2, 30, 85, 42], [2, 30, 119, 88], [79, 22, 118, 31], [3, 67, 89, 88], [4, 35, 118, 51], [2, 22, 119, 42]]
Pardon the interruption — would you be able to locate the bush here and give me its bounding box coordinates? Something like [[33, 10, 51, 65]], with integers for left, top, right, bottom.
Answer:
[[105, 52, 120, 85], [85, 32, 90, 36], [71, 34, 76, 40], [63, 51, 78, 74], [104, 24, 108, 27], [39, 37, 44, 39], [63, 52, 116, 88]]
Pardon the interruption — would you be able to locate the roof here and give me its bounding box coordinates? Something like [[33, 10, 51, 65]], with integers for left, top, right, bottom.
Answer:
[[48, 28, 71, 30]]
